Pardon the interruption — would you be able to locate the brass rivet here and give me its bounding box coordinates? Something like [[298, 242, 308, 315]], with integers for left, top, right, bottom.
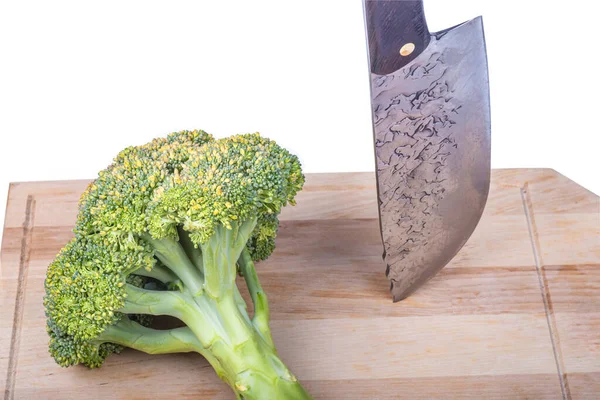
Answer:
[[400, 43, 415, 57]]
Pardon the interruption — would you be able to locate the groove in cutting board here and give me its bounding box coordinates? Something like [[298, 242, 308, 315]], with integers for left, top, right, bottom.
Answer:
[[521, 185, 571, 400], [4, 196, 35, 400]]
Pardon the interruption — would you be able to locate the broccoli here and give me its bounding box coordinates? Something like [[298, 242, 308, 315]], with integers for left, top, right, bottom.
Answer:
[[44, 130, 311, 399]]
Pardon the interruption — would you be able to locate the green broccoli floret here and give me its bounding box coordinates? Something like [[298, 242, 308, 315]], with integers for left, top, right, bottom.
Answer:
[[44, 130, 310, 399]]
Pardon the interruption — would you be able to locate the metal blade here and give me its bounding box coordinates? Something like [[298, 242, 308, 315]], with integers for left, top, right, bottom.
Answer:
[[369, 17, 491, 301]]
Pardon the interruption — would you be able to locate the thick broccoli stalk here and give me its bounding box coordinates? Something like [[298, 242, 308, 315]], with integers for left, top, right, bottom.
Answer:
[[44, 131, 310, 399]]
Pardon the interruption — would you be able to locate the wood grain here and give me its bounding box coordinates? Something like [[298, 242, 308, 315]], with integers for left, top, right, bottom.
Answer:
[[1, 169, 598, 399], [523, 172, 600, 400]]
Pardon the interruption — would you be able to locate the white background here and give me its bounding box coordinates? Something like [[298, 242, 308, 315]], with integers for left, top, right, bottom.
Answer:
[[1, 0, 599, 244]]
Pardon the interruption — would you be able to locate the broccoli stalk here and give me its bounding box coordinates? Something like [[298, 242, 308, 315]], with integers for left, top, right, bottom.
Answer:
[[44, 131, 311, 399], [125, 225, 308, 398]]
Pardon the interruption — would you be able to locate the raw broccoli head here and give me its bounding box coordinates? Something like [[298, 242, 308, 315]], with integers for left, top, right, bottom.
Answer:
[[75, 129, 214, 237], [45, 130, 213, 365], [43, 130, 311, 399], [148, 133, 303, 250], [44, 235, 160, 366]]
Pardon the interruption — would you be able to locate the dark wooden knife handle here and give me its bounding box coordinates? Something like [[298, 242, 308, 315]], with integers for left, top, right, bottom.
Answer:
[[365, 0, 431, 75]]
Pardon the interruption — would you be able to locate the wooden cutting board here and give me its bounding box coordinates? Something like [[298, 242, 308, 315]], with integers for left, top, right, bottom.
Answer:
[[1, 169, 599, 400]]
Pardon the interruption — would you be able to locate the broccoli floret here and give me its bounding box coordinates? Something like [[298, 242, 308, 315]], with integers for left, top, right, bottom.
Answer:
[[44, 130, 310, 399]]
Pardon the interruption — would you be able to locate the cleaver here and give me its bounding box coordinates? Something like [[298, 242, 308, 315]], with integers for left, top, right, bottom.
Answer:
[[363, 0, 491, 301]]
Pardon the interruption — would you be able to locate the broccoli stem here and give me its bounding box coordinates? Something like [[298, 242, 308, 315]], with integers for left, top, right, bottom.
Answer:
[[99, 317, 200, 354], [122, 221, 311, 399], [238, 247, 274, 349], [178, 226, 203, 270], [122, 284, 189, 320], [233, 285, 252, 325], [141, 234, 204, 295], [121, 284, 310, 399], [133, 262, 177, 284], [184, 294, 310, 399], [97, 317, 231, 386], [122, 284, 229, 348], [200, 220, 257, 299]]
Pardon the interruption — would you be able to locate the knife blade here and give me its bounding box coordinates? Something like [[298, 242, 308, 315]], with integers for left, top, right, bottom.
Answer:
[[363, 0, 491, 301]]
